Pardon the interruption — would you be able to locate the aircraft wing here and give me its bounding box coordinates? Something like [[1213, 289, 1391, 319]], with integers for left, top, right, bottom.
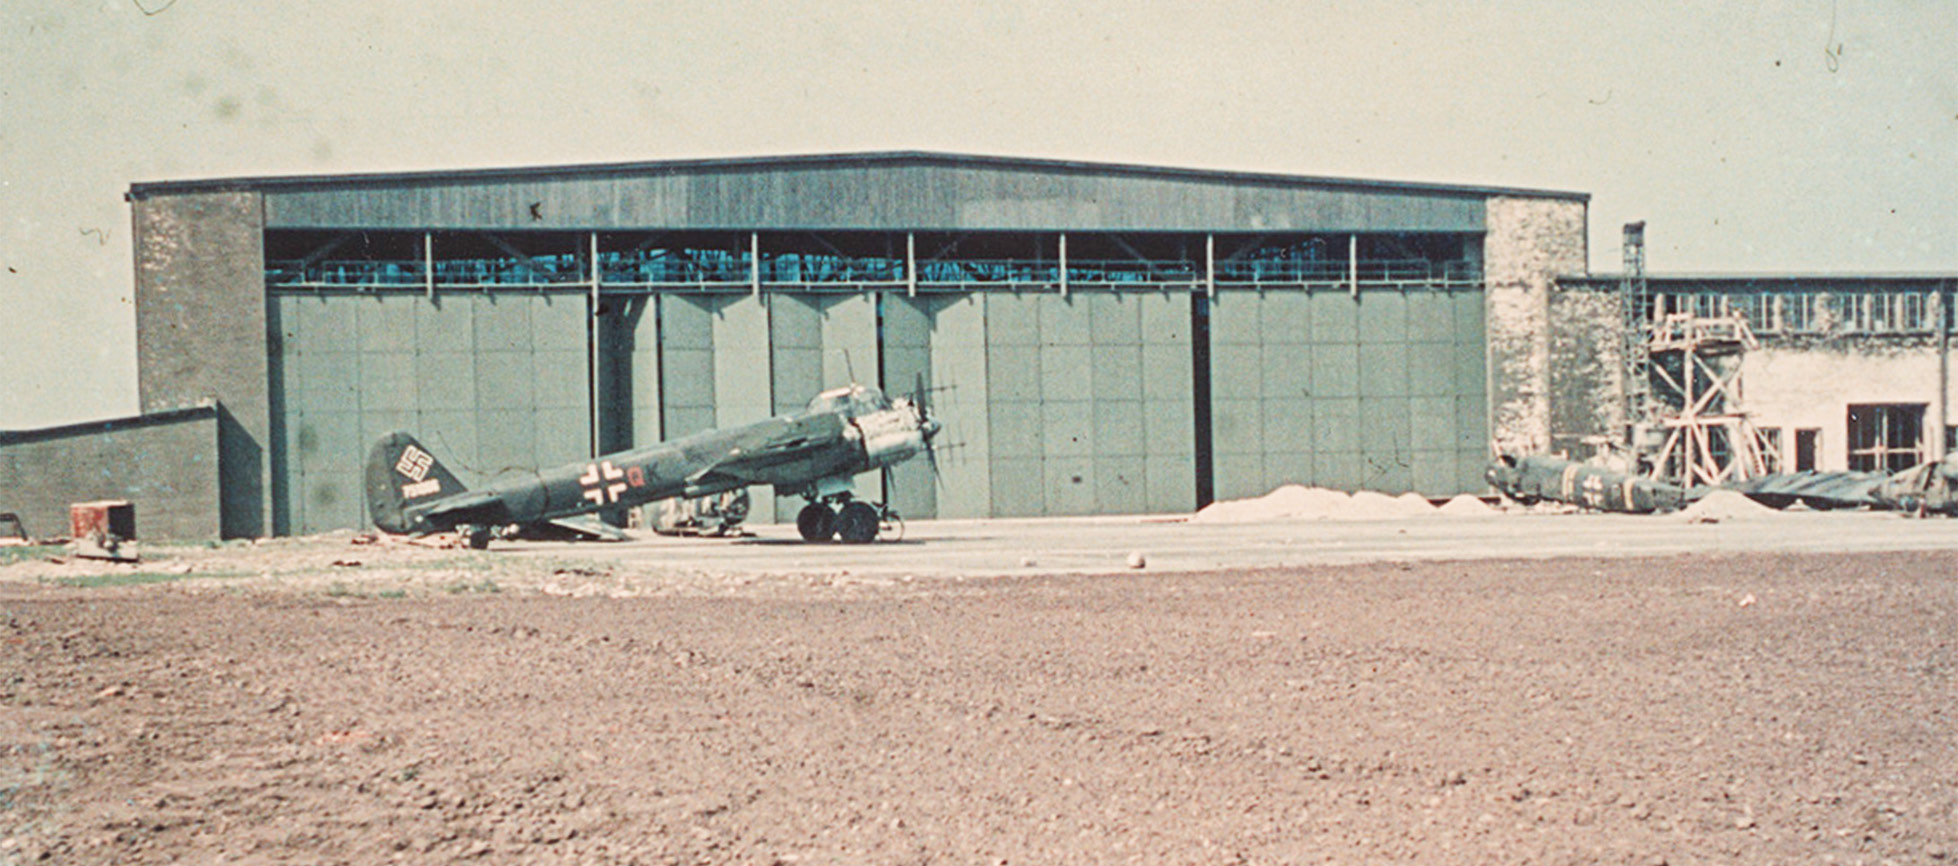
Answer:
[[683, 418, 850, 485]]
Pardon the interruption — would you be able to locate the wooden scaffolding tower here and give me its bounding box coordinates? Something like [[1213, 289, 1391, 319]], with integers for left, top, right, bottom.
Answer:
[[1646, 313, 1775, 486]]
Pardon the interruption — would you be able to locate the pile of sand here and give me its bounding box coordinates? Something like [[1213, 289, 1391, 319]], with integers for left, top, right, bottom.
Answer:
[[1191, 485, 1438, 523], [1677, 489, 1780, 523], [1437, 494, 1499, 516]]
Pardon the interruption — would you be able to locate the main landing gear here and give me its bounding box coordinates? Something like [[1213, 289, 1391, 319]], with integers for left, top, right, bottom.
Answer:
[[796, 496, 902, 544]]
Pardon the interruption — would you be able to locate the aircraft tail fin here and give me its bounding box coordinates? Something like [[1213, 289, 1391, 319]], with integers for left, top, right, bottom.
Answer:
[[365, 432, 469, 533]]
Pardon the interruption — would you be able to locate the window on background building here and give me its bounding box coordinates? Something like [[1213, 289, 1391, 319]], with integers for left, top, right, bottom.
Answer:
[[1824, 294, 1850, 332], [1794, 428, 1821, 472], [1847, 404, 1927, 474], [1844, 293, 1876, 333], [1897, 292, 1929, 332], [1782, 293, 1821, 333], [1872, 294, 1894, 332], [1756, 426, 1783, 473], [1691, 293, 1726, 319], [1730, 294, 1772, 332]]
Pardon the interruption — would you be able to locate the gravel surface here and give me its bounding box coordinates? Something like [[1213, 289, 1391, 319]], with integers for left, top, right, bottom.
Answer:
[[1, 540, 1954, 865]]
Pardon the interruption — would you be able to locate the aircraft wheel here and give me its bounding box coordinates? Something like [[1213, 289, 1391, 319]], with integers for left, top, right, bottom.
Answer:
[[835, 501, 880, 544], [796, 503, 837, 542], [464, 526, 493, 550]]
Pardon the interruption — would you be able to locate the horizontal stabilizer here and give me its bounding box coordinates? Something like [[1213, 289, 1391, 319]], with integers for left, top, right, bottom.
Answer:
[[419, 491, 507, 522], [545, 515, 629, 542]]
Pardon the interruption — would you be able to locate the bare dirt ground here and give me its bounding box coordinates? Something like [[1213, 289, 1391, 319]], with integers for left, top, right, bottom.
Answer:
[[2, 537, 1955, 865]]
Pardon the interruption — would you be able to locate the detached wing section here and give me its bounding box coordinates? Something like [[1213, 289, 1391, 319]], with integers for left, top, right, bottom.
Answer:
[[1722, 471, 1886, 510]]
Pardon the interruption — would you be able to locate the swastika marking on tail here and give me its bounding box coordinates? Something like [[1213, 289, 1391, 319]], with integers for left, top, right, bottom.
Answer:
[[396, 446, 434, 482]]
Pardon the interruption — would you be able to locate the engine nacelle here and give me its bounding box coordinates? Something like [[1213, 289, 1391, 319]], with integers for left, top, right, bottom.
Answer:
[[852, 406, 926, 468]]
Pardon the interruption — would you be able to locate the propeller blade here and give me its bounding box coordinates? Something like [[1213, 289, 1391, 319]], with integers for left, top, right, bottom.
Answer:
[[910, 371, 945, 491]]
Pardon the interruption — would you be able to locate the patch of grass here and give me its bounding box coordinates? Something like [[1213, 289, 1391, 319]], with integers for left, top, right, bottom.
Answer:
[[443, 578, 500, 595], [47, 570, 241, 589], [324, 582, 365, 598], [398, 556, 498, 573], [0, 545, 66, 566], [377, 588, 408, 599]]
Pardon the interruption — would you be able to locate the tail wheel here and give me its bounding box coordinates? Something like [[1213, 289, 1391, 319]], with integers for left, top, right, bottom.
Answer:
[[463, 526, 494, 550], [796, 503, 837, 542], [835, 501, 881, 544]]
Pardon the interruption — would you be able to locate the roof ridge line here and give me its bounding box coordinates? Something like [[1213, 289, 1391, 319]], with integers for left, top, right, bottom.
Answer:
[[127, 150, 1589, 201]]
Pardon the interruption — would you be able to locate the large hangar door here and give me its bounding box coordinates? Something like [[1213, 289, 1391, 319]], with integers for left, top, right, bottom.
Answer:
[[1206, 287, 1486, 500], [982, 290, 1195, 518], [271, 292, 591, 535]]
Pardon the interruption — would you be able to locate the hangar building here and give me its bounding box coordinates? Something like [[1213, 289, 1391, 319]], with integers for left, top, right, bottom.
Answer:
[[117, 152, 1587, 537]]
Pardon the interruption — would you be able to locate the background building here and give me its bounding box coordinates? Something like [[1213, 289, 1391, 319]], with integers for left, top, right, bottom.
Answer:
[[1555, 272, 1955, 475], [118, 152, 1586, 537]]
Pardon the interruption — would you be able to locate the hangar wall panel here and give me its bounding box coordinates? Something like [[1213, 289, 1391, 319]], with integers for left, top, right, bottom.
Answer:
[[1208, 287, 1486, 499], [985, 292, 1045, 517], [659, 295, 718, 439], [928, 294, 992, 519], [1139, 293, 1197, 513], [596, 295, 663, 454], [766, 293, 882, 521], [271, 292, 590, 535], [769, 294, 820, 522], [881, 294, 936, 519], [821, 294, 881, 514], [712, 295, 775, 522]]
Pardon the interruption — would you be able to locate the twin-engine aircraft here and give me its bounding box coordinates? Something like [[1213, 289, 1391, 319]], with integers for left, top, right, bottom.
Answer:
[[366, 383, 941, 548]]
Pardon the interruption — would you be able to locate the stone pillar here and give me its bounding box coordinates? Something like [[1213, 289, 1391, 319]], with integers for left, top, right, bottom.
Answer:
[[132, 191, 269, 537], [1484, 196, 1587, 456], [1548, 285, 1626, 458]]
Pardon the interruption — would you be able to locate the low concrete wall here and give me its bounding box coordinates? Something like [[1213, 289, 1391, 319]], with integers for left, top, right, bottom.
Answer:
[[0, 404, 222, 541]]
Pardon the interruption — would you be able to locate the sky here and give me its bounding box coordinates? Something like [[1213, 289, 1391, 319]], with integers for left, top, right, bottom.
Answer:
[[2, 0, 1953, 429]]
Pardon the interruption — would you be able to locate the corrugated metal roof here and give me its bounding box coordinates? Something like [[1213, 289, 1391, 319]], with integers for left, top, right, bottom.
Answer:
[[128, 150, 1588, 202]]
